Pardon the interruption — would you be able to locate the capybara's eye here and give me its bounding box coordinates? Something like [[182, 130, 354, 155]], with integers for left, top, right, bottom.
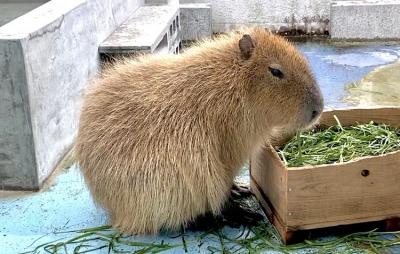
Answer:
[[268, 67, 284, 79]]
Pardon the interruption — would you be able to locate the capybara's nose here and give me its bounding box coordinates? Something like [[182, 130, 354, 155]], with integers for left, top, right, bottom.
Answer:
[[309, 84, 324, 122]]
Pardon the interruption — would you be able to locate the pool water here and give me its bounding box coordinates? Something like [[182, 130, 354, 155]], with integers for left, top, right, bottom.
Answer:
[[296, 41, 400, 108]]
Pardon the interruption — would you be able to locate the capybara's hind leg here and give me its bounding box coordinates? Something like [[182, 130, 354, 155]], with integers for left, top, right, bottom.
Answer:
[[111, 211, 153, 235], [184, 212, 223, 232]]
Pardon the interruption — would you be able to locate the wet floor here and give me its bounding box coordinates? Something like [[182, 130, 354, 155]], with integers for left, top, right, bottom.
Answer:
[[1, 41, 400, 254], [0, 1, 48, 27], [295, 40, 400, 108]]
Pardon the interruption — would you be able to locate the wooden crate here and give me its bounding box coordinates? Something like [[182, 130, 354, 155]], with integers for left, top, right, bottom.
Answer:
[[250, 107, 400, 244]]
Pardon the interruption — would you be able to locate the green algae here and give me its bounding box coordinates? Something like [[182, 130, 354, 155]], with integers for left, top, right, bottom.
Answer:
[[345, 60, 400, 107]]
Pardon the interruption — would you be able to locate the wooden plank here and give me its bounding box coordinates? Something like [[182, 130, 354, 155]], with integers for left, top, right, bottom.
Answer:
[[319, 106, 400, 128], [251, 177, 400, 244], [250, 178, 291, 243], [250, 145, 288, 224], [286, 150, 400, 229]]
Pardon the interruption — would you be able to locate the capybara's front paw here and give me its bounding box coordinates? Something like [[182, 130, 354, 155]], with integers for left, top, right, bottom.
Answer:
[[221, 199, 264, 228], [231, 183, 252, 199]]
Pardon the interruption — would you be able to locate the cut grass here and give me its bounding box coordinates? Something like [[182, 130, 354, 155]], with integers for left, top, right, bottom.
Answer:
[[202, 197, 400, 254], [203, 223, 400, 254], [22, 223, 400, 254], [21, 225, 178, 254], [22, 197, 400, 254], [277, 116, 400, 167]]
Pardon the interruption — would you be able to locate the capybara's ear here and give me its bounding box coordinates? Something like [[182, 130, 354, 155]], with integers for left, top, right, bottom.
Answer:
[[239, 34, 255, 60]]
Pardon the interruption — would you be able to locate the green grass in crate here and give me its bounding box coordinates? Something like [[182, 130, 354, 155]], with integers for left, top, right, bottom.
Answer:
[[277, 116, 400, 167]]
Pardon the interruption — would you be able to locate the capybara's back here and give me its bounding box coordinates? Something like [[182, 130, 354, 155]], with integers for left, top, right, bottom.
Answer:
[[76, 27, 323, 234]]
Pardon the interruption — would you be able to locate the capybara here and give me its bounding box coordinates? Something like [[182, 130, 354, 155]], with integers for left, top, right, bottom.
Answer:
[[75, 26, 324, 234]]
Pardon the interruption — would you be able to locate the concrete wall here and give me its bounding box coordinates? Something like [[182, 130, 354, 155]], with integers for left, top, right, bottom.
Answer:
[[145, 0, 168, 5], [0, 0, 142, 190], [331, 0, 400, 40], [0, 40, 37, 189], [211, 0, 331, 34], [145, 0, 179, 5], [180, 3, 212, 41], [179, 0, 209, 3]]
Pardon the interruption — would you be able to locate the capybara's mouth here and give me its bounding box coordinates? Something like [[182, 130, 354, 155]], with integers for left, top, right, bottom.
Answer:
[[301, 115, 322, 131]]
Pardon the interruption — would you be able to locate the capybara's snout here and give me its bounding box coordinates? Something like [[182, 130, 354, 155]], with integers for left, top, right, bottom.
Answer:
[[305, 82, 324, 125]]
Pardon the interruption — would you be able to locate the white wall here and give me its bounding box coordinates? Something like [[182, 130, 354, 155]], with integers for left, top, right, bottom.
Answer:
[[212, 0, 332, 34], [0, 0, 142, 189]]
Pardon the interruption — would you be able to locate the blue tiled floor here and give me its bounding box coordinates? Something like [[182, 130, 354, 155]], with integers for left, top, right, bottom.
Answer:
[[0, 165, 277, 253]]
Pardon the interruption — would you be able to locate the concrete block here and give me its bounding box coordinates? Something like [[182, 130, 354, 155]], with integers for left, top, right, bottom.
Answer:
[[180, 3, 212, 41], [179, 0, 209, 3], [145, 0, 168, 5], [211, 0, 330, 34], [0, 0, 141, 190], [99, 5, 181, 55], [145, 0, 181, 5], [331, 0, 400, 40]]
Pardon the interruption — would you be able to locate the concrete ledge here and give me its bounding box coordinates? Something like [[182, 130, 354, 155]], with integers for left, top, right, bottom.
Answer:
[[331, 0, 400, 40], [145, 0, 169, 5], [0, 0, 48, 27], [180, 3, 212, 41], [0, 0, 141, 190], [99, 5, 181, 55], [211, 0, 330, 34]]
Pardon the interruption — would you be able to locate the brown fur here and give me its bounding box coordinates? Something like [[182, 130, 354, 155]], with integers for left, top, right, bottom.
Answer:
[[75, 27, 323, 234]]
